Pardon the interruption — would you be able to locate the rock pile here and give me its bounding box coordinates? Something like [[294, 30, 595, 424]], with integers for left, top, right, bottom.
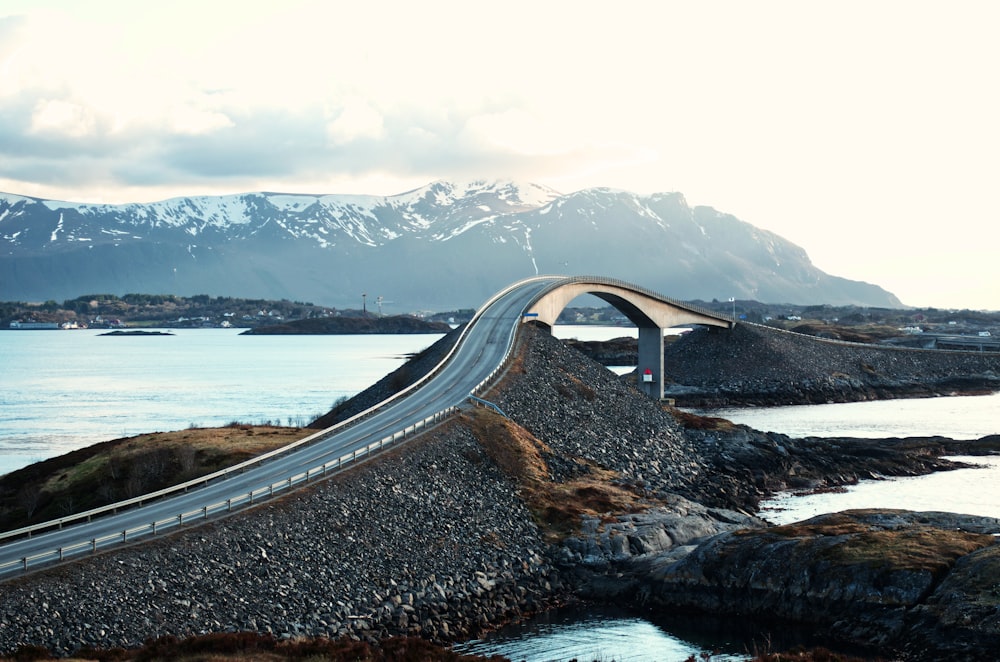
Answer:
[[494, 325, 711, 503], [664, 322, 1000, 406], [0, 425, 562, 655]]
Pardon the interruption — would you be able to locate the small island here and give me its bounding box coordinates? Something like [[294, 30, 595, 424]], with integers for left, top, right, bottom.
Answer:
[[97, 330, 175, 336], [240, 315, 452, 335]]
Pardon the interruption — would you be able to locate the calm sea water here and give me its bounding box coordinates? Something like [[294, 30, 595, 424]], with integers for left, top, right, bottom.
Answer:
[[0, 328, 443, 476], [705, 396, 1000, 525], [4, 325, 999, 661]]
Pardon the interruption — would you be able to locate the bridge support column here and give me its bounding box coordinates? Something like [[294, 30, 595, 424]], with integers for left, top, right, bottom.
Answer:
[[637, 325, 664, 400]]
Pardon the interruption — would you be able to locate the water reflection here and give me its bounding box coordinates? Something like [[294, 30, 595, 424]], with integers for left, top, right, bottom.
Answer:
[[452, 605, 822, 662]]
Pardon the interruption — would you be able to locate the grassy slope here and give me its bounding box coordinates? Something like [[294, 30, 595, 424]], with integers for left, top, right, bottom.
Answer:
[[0, 425, 307, 532]]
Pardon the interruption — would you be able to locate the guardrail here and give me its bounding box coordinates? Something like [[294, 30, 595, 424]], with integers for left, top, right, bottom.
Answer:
[[3, 275, 712, 548], [0, 276, 562, 577], [0, 407, 457, 576], [0, 279, 541, 546]]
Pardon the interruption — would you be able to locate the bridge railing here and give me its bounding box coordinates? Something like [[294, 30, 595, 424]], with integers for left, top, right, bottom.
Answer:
[[0, 277, 559, 575], [0, 280, 534, 546], [0, 407, 458, 577]]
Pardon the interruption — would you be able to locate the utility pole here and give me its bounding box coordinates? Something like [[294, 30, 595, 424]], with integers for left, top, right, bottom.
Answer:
[[362, 292, 367, 317]]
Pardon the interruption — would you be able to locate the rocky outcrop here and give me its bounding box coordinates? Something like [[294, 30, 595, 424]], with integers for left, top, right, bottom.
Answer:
[[495, 326, 1000, 659], [663, 323, 1000, 406], [560, 495, 764, 571], [498, 325, 987, 513], [627, 510, 1000, 661]]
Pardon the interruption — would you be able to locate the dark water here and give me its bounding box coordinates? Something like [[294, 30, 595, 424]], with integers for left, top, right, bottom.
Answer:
[[453, 604, 880, 662]]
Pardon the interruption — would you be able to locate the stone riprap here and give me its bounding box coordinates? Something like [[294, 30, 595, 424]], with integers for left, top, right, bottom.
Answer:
[[0, 425, 561, 656], [663, 322, 1000, 406], [493, 326, 713, 503], [497, 325, 984, 513]]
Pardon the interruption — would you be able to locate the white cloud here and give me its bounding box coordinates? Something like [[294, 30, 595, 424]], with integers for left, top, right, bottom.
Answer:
[[166, 107, 234, 136], [326, 100, 386, 145], [29, 99, 96, 137]]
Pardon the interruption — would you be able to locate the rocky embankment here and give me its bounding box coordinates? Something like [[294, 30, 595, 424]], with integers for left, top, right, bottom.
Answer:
[[0, 424, 563, 655], [492, 326, 1000, 659], [1, 323, 998, 659], [662, 322, 1000, 406]]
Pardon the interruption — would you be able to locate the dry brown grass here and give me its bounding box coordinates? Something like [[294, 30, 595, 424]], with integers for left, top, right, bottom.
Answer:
[[42, 426, 306, 494], [766, 513, 872, 538], [763, 513, 994, 574], [465, 409, 653, 541], [0, 426, 310, 531], [667, 406, 737, 431], [823, 527, 994, 573]]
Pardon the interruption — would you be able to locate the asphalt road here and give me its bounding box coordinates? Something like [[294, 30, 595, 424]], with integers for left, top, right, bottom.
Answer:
[[0, 276, 563, 577]]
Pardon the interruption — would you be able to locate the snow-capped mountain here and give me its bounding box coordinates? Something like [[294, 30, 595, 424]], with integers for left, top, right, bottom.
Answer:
[[0, 180, 900, 310]]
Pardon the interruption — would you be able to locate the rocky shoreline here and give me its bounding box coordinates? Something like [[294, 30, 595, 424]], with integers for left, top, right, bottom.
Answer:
[[1, 322, 998, 659], [665, 323, 1000, 406]]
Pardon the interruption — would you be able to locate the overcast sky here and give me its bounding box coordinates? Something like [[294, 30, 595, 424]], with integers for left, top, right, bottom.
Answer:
[[2, 1, 997, 310]]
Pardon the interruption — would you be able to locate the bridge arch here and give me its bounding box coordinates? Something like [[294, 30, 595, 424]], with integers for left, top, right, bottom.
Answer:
[[520, 276, 734, 399]]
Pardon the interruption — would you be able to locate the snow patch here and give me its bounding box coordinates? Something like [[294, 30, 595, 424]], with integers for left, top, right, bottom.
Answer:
[[50, 213, 64, 242], [441, 215, 498, 240]]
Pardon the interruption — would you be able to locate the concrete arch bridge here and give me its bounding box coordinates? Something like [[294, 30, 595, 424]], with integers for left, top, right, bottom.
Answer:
[[519, 276, 735, 399]]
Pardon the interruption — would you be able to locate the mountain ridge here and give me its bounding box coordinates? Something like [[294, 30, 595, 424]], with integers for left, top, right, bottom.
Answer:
[[0, 180, 902, 310]]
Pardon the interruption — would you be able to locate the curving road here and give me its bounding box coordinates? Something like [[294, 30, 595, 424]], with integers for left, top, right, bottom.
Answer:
[[0, 276, 562, 578]]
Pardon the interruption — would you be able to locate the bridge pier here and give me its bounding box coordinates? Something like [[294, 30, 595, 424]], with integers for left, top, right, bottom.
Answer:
[[637, 325, 664, 399], [520, 276, 734, 402]]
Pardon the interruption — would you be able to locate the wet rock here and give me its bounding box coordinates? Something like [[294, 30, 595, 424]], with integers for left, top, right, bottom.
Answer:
[[630, 510, 1000, 660]]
